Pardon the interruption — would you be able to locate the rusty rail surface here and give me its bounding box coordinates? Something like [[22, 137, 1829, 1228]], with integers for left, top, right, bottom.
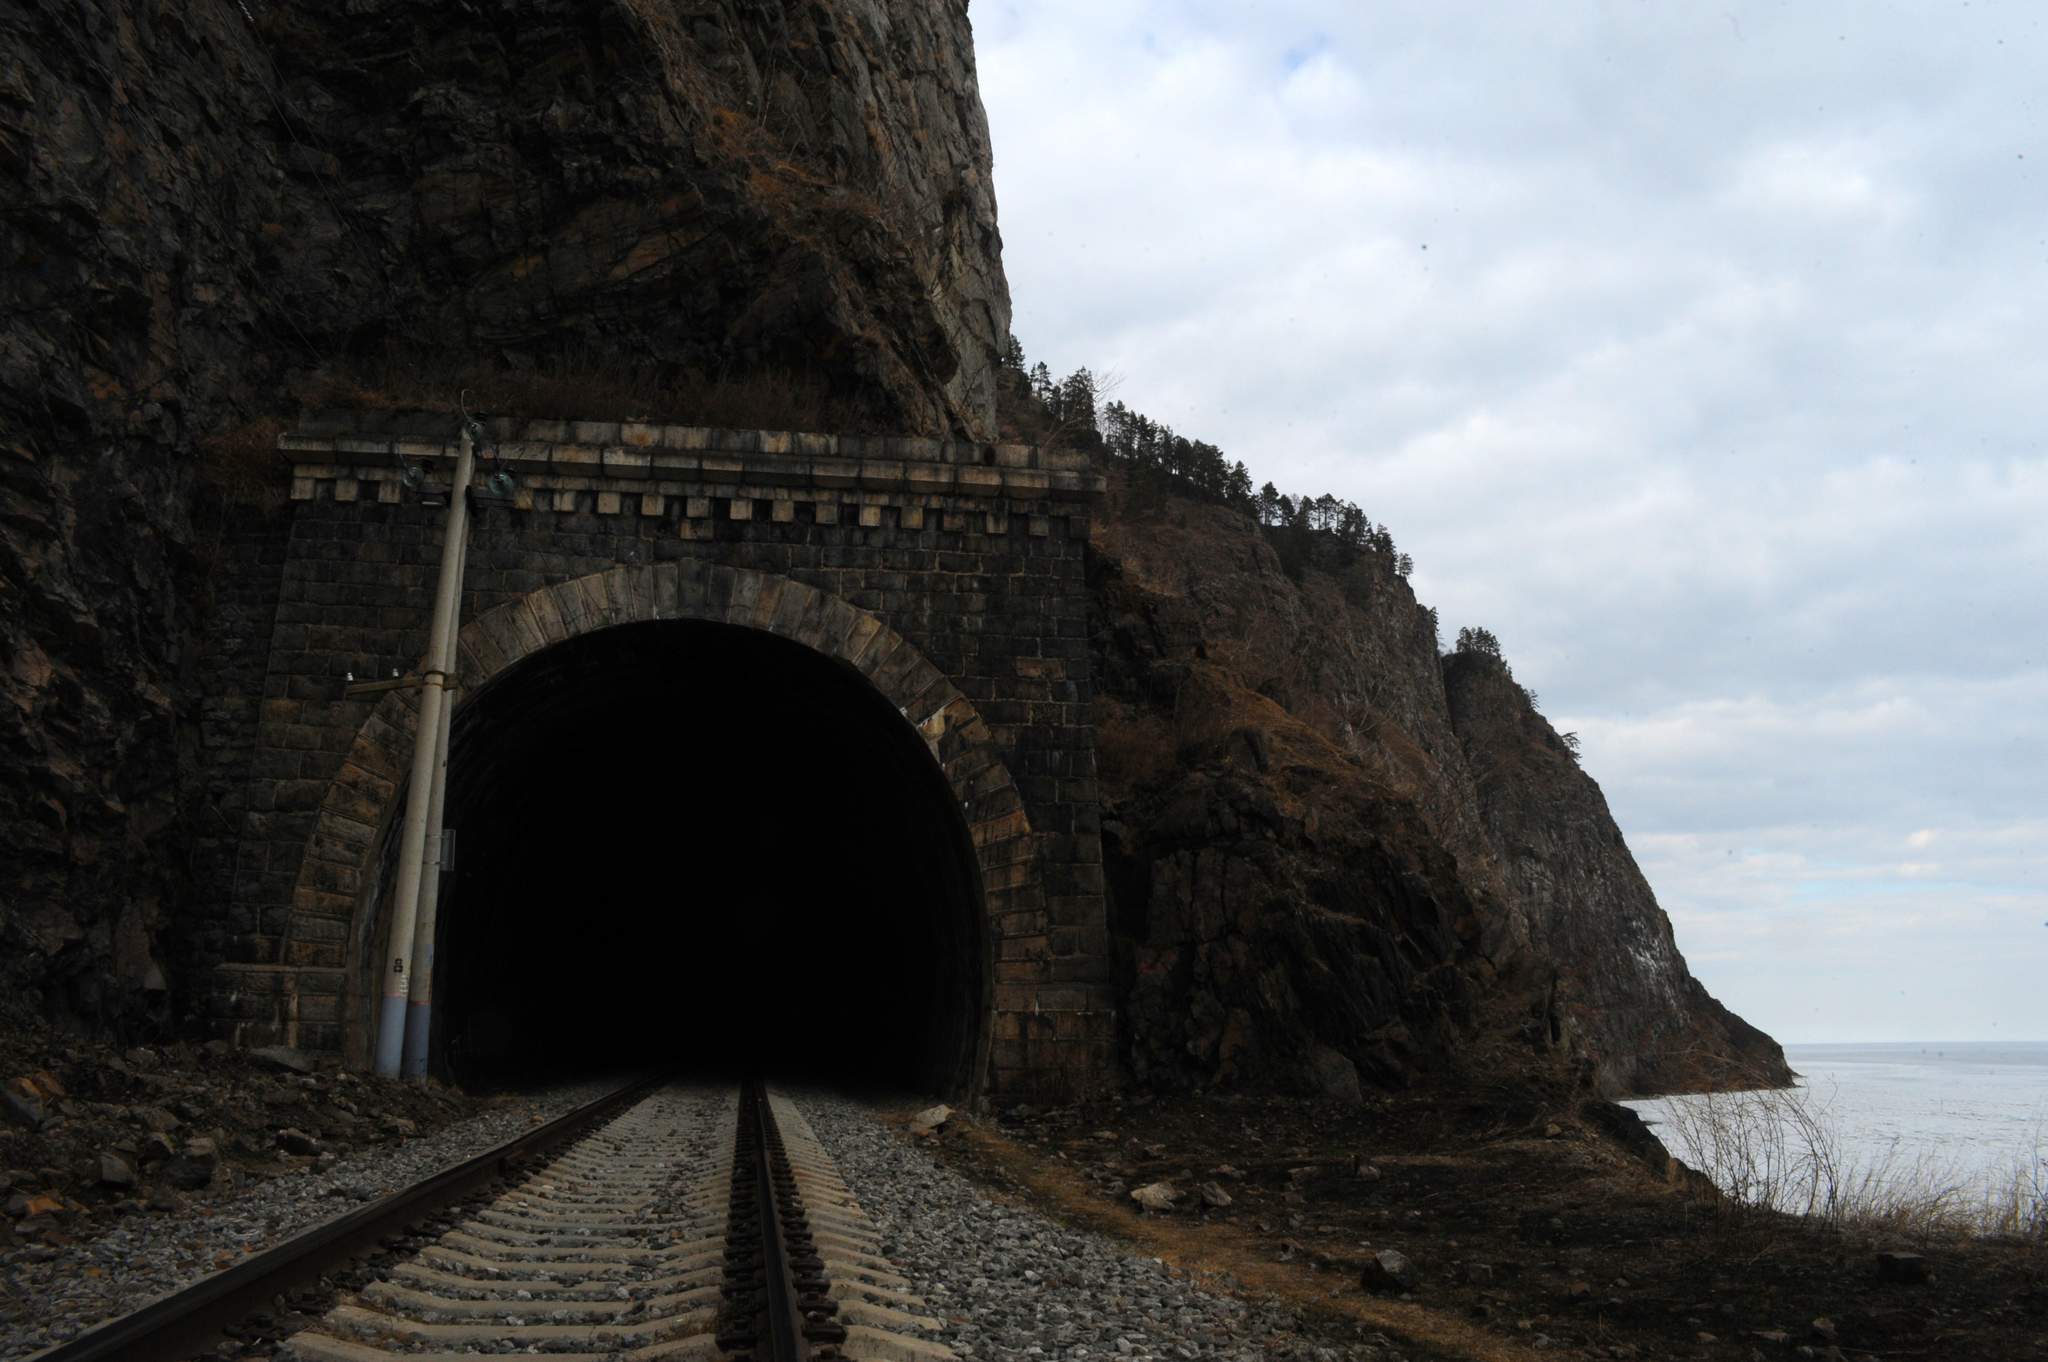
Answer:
[[34, 1072, 669, 1362], [716, 1081, 847, 1362]]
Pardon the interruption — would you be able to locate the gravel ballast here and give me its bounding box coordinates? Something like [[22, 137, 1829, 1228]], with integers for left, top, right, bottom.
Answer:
[[0, 1079, 617, 1358], [794, 1093, 1408, 1362]]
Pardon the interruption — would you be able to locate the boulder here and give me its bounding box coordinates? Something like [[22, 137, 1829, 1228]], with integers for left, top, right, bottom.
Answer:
[[1360, 1249, 1420, 1293], [13, 1191, 63, 1220], [1310, 1048, 1364, 1105], [1198, 1182, 1233, 1207], [248, 1045, 316, 1076], [136, 1106, 181, 1133], [140, 1131, 178, 1162], [95, 1151, 136, 1188], [164, 1138, 221, 1190], [1875, 1252, 1929, 1284], [907, 1105, 953, 1137], [0, 1090, 45, 1132], [276, 1128, 325, 1156], [1130, 1182, 1178, 1212]]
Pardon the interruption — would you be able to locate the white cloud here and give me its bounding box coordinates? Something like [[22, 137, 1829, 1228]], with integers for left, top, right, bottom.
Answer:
[[979, 0, 2048, 1041]]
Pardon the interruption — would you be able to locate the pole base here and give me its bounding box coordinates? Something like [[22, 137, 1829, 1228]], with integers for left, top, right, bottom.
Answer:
[[374, 992, 409, 1076], [401, 1000, 433, 1078]]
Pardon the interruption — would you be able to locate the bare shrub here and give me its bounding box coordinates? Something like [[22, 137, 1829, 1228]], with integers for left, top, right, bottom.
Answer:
[[1650, 1086, 2047, 1243], [1982, 1122, 2048, 1241], [1656, 1084, 1847, 1222]]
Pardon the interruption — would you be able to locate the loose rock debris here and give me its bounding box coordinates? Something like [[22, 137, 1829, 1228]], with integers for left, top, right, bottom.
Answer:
[[798, 1093, 1406, 1362], [0, 1065, 610, 1358], [919, 1091, 2048, 1362]]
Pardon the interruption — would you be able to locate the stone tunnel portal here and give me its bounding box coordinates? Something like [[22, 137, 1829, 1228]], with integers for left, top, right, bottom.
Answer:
[[423, 619, 988, 1094]]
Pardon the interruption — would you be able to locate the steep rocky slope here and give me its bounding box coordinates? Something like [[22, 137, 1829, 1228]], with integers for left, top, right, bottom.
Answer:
[[0, 0, 1010, 1030], [1087, 479, 1789, 1097], [1441, 651, 1789, 1094]]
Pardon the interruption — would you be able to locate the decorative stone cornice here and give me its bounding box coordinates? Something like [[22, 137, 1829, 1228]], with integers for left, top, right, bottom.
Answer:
[[279, 411, 1105, 505]]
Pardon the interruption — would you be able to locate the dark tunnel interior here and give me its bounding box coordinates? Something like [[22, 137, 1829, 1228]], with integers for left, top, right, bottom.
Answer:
[[419, 620, 987, 1095]]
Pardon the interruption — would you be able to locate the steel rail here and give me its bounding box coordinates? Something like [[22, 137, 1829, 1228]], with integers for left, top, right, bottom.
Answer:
[[33, 1071, 670, 1362], [718, 1082, 845, 1362], [750, 1085, 810, 1362]]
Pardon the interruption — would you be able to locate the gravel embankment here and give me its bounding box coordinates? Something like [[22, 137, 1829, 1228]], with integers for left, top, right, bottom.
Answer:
[[795, 1094, 1407, 1362], [0, 1079, 618, 1358]]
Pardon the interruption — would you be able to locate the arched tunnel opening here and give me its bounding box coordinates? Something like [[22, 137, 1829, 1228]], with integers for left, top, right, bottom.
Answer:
[[421, 619, 988, 1096]]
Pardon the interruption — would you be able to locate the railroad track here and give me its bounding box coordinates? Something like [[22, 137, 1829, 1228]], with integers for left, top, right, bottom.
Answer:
[[38, 1081, 952, 1362]]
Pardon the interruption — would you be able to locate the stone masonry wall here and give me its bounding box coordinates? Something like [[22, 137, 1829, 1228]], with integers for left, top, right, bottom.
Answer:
[[196, 412, 1111, 1101]]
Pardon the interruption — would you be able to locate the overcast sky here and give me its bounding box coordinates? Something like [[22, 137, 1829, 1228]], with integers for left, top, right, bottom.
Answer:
[[976, 0, 2048, 1044]]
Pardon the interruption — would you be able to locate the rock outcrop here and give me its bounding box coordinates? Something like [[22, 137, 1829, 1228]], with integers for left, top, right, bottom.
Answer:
[[0, 0, 1011, 1030], [1442, 650, 1789, 1093], [1087, 480, 1789, 1097], [4, 0, 1008, 440]]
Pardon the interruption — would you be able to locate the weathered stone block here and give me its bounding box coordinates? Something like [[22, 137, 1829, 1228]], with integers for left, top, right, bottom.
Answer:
[[292, 886, 355, 921], [603, 446, 651, 479]]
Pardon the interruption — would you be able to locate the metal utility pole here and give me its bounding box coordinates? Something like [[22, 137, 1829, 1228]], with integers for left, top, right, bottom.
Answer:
[[374, 414, 478, 1077], [400, 508, 462, 1078]]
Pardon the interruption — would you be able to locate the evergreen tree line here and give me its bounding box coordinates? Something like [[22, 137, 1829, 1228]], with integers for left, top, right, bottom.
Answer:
[[1012, 350, 1411, 580], [1009, 344, 1560, 741], [1455, 625, 1576, 753]]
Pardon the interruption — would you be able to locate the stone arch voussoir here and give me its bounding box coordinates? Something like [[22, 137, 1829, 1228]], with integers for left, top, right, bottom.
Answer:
[[285, 562, 1032, 1066]]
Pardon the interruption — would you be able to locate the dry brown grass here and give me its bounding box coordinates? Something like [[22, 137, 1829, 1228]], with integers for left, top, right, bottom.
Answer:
[[1094, 701, 1180, 789], [1983, 1138, 2048, 1240], [196, 416, 294, 516], [302, 347, 886, 435], [930, 1114, 1527, 1362], [1093, 670, 1287, 793]]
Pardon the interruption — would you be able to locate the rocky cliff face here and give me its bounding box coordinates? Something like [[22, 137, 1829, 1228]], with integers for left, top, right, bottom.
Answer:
[[0, 0, 1010, 1031], [1441, 651, 1789, 1093], [1087, 481, 1789, 1097], [3, 0, 1008, 438]]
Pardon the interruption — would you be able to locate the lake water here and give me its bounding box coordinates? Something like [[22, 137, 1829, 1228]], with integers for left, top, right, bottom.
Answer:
[[1624, 1041, 2048, 1201]]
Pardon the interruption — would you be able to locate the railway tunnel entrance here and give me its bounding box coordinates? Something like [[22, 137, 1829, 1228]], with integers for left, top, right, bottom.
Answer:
[[423, 619, 988, 1094]]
